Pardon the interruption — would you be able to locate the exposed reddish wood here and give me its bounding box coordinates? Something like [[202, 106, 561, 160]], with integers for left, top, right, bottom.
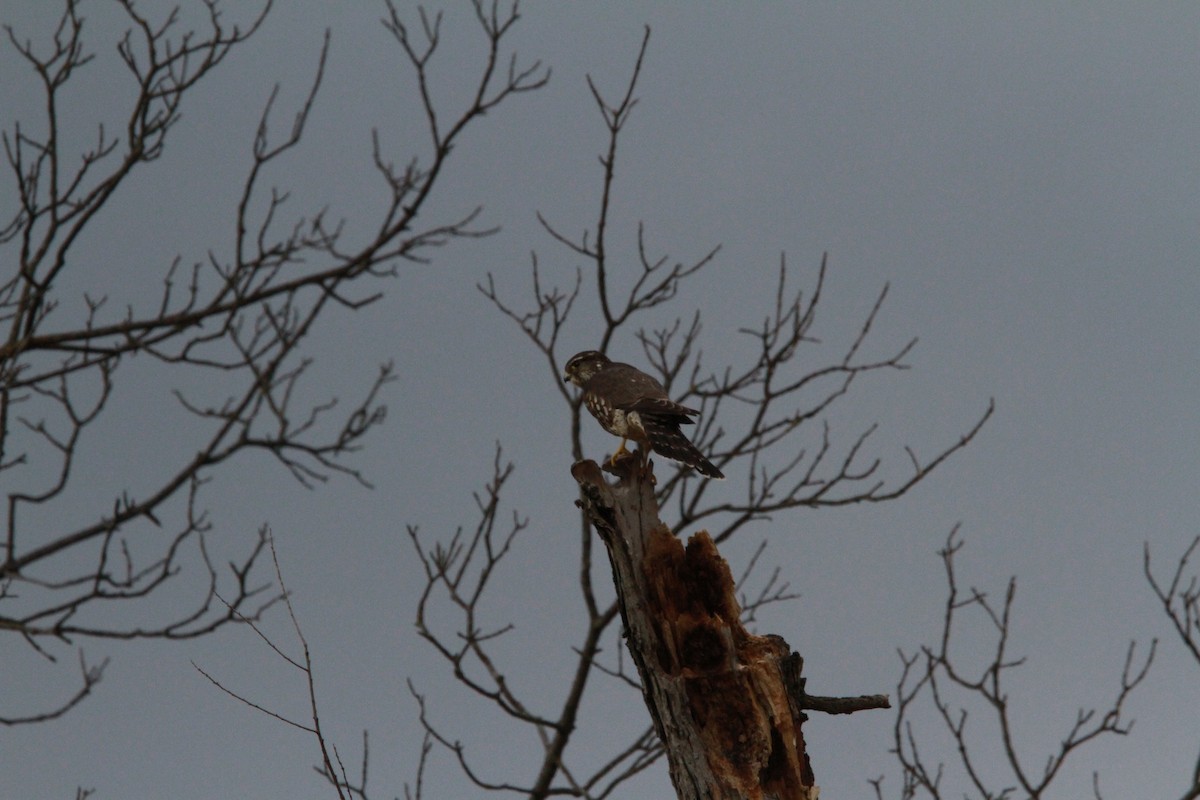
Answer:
[[572, 452, 819, 800]]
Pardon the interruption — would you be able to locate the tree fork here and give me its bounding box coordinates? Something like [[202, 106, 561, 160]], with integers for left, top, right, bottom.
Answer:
[[572, 452, 886, 799]]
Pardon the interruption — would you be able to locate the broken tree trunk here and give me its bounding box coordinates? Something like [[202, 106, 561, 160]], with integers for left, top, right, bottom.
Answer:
[[571, 453, 827, 800]]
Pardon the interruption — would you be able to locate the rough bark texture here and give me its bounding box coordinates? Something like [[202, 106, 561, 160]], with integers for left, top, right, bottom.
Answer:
[[572, 454, 819, 800]]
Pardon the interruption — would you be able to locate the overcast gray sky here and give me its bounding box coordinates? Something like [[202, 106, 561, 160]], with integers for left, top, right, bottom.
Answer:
[[3, 2, 1199, 798]]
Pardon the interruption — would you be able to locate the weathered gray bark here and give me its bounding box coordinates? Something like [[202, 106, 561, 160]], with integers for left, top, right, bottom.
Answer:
[[571, 453, 826, 800]]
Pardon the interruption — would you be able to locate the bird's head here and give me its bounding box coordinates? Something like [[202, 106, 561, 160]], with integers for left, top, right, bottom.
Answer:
[[563, 350, 611, 386]]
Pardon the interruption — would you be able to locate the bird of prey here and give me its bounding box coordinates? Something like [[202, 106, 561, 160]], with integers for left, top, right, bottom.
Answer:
[[563, 350, 724, 479]]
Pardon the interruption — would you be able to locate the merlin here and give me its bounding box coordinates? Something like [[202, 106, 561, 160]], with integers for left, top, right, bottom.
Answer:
[[563, 350, 724, 479]]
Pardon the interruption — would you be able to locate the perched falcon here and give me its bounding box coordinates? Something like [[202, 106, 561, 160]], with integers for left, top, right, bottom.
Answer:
[[563, 350, 724, 479]]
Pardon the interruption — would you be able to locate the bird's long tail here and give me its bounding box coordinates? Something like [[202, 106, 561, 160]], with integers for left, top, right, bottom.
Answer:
[[642, 417, 724, 479]]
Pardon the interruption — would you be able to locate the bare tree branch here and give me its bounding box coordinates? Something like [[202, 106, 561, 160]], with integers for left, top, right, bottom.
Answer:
[[880, 528, 1154, 800], [2, 0, 546, 723], [193, 527, 354, 800], [1145, 536, 1200, 800], [0, 649, 108, 725]]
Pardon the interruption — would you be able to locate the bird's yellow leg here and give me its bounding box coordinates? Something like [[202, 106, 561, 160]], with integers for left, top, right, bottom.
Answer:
[[609, 437, 629, 466]]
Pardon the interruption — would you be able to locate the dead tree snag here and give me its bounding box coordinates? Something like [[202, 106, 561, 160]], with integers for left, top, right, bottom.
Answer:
[[572, 451, 890, 799]]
